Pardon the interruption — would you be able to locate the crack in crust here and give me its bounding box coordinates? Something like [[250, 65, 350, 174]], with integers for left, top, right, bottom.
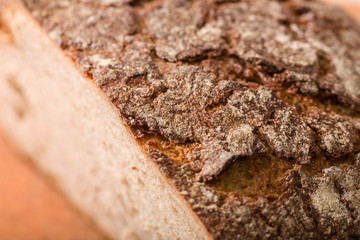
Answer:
[[23, 0, 360, 238], [151, 149, 360, 239]]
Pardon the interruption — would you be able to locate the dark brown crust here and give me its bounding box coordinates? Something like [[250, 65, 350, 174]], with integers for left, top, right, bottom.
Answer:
[[22, 0, 360, 239]]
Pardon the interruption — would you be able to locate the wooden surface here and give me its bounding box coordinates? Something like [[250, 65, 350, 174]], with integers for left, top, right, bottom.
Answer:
[[0, 2, 358, 240]]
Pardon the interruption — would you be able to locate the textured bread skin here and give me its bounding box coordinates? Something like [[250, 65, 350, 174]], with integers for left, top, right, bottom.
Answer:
[[20, 0, 360, 239]]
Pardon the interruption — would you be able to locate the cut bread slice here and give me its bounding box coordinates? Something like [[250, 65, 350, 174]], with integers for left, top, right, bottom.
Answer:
[[1, 0, 360, 240], [0, 2, 210, 240]]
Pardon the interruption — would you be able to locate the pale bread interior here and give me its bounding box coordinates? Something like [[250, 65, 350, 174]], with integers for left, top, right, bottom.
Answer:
[[0, 2, 211, 240]]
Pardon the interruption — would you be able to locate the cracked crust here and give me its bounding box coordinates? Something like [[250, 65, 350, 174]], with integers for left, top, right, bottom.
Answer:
[[22, 0, 360, 239]]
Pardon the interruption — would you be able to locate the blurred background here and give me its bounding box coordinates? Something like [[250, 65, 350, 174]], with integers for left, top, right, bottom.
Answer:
[[0, 1, 359, 239]]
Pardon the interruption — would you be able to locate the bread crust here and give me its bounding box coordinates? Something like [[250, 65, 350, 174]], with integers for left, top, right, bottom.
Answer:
[[22, 0, 360, 239]]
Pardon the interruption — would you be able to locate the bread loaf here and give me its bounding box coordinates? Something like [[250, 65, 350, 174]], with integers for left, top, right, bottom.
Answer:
[[0, 0, 359, 239]]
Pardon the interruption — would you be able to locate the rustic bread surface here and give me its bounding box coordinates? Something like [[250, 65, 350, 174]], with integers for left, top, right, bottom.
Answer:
[[22, 0, 360, 239]]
